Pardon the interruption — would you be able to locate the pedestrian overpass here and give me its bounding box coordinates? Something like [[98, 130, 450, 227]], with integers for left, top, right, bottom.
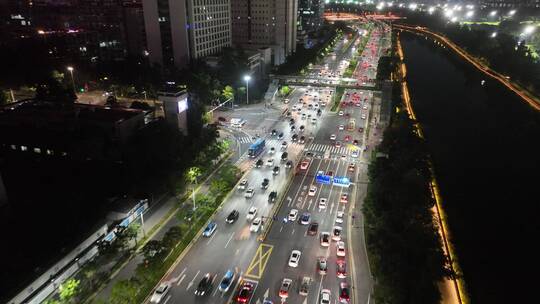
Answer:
[[269, 74, 381, 91]]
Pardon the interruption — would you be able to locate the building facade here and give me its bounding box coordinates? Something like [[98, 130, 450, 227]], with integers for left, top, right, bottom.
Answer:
[[482, 0, 540, 8], [143, 0, 232, 69], [297, 0, 324, 34], [231, 0, 297, 66]]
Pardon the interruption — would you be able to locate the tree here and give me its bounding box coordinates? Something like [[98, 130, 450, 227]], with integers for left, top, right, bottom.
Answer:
[[221, 85, 235, 101], [162, 226, 182, 249], [110, 279, 139, 304], [279, 86, 291, 97], [0, 89, 8, 105], [142, 240, 165, 261], [59, 278, 80, 303]]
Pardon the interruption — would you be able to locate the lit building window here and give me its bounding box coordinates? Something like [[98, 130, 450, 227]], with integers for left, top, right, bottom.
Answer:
[[21, 146, 28, 151], [34, 148, 41, 153]]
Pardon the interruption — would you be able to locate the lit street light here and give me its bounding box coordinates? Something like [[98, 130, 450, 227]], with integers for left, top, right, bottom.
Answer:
[[244, 74, 251, 105], [66, 66, 75, 90], [489, 10, 497, 17], [522, 25, 536, 36]]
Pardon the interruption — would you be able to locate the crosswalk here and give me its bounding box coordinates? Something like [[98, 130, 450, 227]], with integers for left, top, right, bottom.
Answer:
[[307, 143, 359, 156], [238, 136, 253, 144]]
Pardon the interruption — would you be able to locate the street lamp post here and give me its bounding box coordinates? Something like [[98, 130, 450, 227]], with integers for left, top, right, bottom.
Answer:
[[244, 75, 251, 105], [67, 66, 75, 90]]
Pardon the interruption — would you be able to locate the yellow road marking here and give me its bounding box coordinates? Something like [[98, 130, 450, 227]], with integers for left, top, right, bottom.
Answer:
[[244, 243, 273, 279]]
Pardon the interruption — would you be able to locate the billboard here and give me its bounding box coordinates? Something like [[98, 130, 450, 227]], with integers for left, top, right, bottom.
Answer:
[[177, 97, 188, 113]]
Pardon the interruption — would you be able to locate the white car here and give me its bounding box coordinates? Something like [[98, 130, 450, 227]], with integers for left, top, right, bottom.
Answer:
[[246, 207, 257, 221], [337, 241, 346, 257], [311, 118, 317, 124], [269, 147, 276, 154], [319, 198, 327, 210], [320, 289, 331, 304], [363, 104, 368, 109], [288, 250, 301, 267], [281, 141, 288, 150], [338, 125, 344, 131], [288, 209, 299, 221], [308, 186, 317, 196], [330, 134, 337, 140], [361, 114, 367, 120], [338, 111, 344, 116], [150, 283, 170, 303], [266, 158, 274, 167], [351, 150, 359, 158], [238, 179, 248, 190], [336, 211, 344, 224], [250, 217, 262, 232], [244, 188, 255, 198]]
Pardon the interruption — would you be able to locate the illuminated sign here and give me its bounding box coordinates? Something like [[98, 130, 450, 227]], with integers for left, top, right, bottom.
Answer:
[[177, 97, 188, 113], [333, 176, 351, 187], [316, 174, 332, 185]]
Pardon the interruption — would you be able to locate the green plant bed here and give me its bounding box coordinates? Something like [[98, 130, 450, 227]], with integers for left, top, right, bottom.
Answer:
[[331, 87, 345, 112]]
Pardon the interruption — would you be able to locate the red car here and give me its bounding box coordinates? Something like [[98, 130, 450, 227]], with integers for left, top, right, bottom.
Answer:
[[236, 281, 254, 303], [344, 135, 351, 142], [335, 141, 342, 148], [339, 282, 350, 303], [340, 193, 348, 204], [358, 127, 364, 133], [337, 260, 347, 278]]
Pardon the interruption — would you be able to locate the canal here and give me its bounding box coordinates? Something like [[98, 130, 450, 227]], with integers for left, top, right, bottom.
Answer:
[[400, 32, 540, 303]]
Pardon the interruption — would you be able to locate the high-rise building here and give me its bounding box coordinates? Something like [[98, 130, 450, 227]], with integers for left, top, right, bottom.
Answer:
[[231, 0, 297, 66], [482, 0, 540, 8], [142, 0, 232, 69], [298, 0, 324, 34]]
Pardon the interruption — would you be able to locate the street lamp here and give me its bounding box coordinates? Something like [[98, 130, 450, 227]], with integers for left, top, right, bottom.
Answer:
[[244, 75, 251, 105], [66, 66, 75, 90]]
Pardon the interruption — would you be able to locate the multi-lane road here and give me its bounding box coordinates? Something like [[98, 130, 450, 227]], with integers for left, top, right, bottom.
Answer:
[[148, 21, 389, 304]]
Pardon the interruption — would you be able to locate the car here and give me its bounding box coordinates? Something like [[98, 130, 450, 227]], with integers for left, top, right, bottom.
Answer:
[[281, 141, 288, 150], [236, 281, 254, 303], [336, 211, 344, 224], [288, 209, 299, 221], [339, 282, 350, 303], [358, 127, 364, 133], [318, 257, 328, 274], [337, 260, 347, 279], [271, 129, 277, 136], [299, 276, 311, 296], [307, 222, 319, 235], [351, 150, 359, 158], [246, 207, 257, 221], [340, 193, 349, 204], [255, 159, 263, 168], [330, 134, 337, 140], [250, 217, 262, 232], [290, 125, 296, 132], [288, 250, 301, 267], [284, 98, 289, 104], [301, 113, 307, 120], [320, 289, 331, 304], [285, 160, 293, 168], [218, 270, 235, 292], [348, 163, 355, 172], [238, 179, 248, 190], [308, 185, 317, 196], [338, 125, 344, 131], [279, 278, 293, 298], [268, 191, 277, 203], [299, 136, 305, 144], [344, 135, 351, 142], [271, 165, 280, 175], [352, 139, 359, 146], [320, 232, 330, 247], [311, 118, 317, 124], [363, 104, 368, 109], [195, 273, 215, 296], [278, 132, 284, 139], [266, 158, 274, 167], [202, 222, 217, 237], [244, 188, 255, 198], [337, 241, 346, 257], [280, 152, 288, 161], [299, 125, 305, 132], [291, 133, 298, 142], [261, 178, 269, 189], [326, 171, 334, 177], [300, 213, 311, 225], [268, 147, 275, 154], [300, 160, 310, 170], [318, 198, 327, 210], [338, 111, 344, 116], [150, 283, 170, 303], [226, 210, 240, 224], [332, 226, 343, 241], [361, 114, 366, 119]]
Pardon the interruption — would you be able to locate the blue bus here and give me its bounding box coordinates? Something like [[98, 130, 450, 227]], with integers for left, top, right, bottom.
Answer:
[[248, 138, 265, 158]]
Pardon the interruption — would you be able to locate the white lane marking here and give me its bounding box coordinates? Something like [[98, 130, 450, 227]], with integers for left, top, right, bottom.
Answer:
[[321, 218, 325, 226], [235, 248, 240, 255], [174, 267, 187, 284], [292, 228, 295, 235], [163, 295, 171, 304], [176, 273, 187, 286], [186, 270, 200, 290], [207, 231, 217, 245], [224, 232, 235, 248], [280, 226, 284, 232]]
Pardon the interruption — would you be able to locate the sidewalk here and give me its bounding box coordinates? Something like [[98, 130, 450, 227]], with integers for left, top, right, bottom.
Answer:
[[90, 154, 233, 303]]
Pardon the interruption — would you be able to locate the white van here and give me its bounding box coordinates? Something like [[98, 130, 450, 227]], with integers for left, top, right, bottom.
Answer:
[[230, 118, 246, 128]]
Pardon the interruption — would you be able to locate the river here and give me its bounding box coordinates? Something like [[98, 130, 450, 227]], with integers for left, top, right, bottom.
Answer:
[[400, 32, 540, 303]]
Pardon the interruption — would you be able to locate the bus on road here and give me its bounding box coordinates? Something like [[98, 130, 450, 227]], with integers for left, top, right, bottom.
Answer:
[[248, 138, 265, 158]]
